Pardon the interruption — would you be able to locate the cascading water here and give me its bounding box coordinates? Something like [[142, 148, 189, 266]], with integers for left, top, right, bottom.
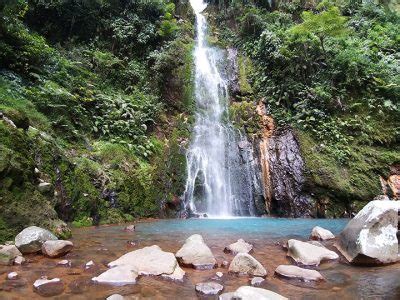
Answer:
[[183, 0, 255, 217]]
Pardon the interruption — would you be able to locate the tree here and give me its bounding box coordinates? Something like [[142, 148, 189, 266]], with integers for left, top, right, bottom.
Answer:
[[290, 5, 348, 54]]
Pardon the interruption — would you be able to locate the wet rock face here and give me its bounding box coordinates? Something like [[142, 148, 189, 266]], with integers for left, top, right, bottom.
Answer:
[[259, 127, 313, 217], [335, 200, 400, 265], [225, 48, 240, 98]]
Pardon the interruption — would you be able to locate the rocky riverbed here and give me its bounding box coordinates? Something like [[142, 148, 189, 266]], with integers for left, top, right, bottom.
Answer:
[[1, 201, 400, 299]]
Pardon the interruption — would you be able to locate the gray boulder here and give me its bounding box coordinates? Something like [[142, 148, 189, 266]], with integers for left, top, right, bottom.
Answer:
[[287, 239, 338, 266], [0, 245, 22, 265], [224, 239, 253, 254], [42, 240, 73, 258], [335, 200, 400, 265], [176, 234, 216, 269], [195, 282, 224, 295], [275, 265, 324, 282], [250, 277, 265, 286], [310, 226, 335, 241], [15, 226, 58, 254], [219, 286, 288, 300], [228, 253, 267, 277]]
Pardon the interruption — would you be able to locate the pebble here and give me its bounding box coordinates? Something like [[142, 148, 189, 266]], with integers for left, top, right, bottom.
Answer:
[[7, 272, 19, 280], [57, 259, 71, 266], [251, 277, 265, 286], [14, 256, 26, 265], [216, 272, 223, 278]]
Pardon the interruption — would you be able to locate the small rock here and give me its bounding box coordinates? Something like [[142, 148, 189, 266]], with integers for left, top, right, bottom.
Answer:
[[310, 226, 335, 241], [287, 239, 338, 266], [15, 226, 58, 254], [57, 259, 71, 266], [176, 234, 217, 269], [228, 253, 267, 277], [107, 294, 125, 300], [38, 182, 52, 193], [124, 225, 135, 232], [42, 240, 73, 258], [14, 255, 26, 265], [0, 245, 22, 265], [275, 265, 324, 282], [220, 286, 288, 300], [85, 260, 95, 269], [7, 272, 19, 280], [33, 277, 64, 297], [92, 266, 138, 286], [224, 239, 253, 254], [195, 282, 224, 295], [251, 277, 265, 286], [34, 167, 40, 174], [221, 260, 229, 268], [216, 271, 223, 278]]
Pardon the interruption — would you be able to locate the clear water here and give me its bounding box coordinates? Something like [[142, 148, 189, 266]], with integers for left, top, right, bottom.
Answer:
[[2, 218, 400, 299], [183, 0, 255, 217]]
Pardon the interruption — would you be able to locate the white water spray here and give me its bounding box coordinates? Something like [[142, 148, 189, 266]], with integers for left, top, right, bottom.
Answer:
[[183, 0, 255, 217]]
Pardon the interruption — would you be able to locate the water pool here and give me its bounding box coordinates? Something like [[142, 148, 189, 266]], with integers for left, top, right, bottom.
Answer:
[[1, 218, 400, 299]]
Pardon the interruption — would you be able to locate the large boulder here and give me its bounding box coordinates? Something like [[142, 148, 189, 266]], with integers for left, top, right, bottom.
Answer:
[[275, 265, 324, 282], [287, 239, 338, 266], [228, 253, 267, 277], [224, 239, 253, 254], [42, 240, 73, 258], [175, 234, 216, 269], [96, 245, 185, 285], [220, 286, 287, 300], [108, 245, 178, 276], [92, 266, 138, 286], [0, 245, 22, 266], [15, 226, 58, 254], [335, 200, 400, 265], [310, 226, 335, 241]]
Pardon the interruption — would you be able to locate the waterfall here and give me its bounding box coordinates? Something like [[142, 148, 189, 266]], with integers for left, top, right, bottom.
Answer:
[[183, 0, 255, 217]]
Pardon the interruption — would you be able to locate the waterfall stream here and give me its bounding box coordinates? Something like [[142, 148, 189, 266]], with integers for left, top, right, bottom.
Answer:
[[183, 0, 255, 217]]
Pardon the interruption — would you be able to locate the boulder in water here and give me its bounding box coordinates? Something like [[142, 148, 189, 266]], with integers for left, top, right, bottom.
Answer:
[[33, 277, 64, 297], [42, 240, 73, 258], [107, 294, 125, 300], [175, 234, 216, 269], [195, 282, 224, 295], [220, 286, 288, 300], [224, 239, 253, 254], [310, 226, 335, 241], [228, 253, 267, 277], [335, 200, 400, 265], [108, 245, 178, 276], [15, 226, 58, 254], [92, 266, 138, 286], [287, 239, 338, 266], [0, 245, 22, 265], [161, 265, 186, 282], [275, 265, 324, 282], [124, 225, 135, 232]]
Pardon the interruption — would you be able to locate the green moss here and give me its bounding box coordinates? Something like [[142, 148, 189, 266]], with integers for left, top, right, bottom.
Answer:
[[298, 130, 400, 216], [229, 100, 261, 135], [237, 55, 253, 96], [72, 216, 93, 228]]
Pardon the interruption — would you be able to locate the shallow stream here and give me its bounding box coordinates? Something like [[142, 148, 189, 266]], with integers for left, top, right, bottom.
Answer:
[[1, 218, 400, 299]]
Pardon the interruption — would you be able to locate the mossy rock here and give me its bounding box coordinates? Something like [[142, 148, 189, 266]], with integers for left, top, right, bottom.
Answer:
[[2, 108, 30, 130]]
